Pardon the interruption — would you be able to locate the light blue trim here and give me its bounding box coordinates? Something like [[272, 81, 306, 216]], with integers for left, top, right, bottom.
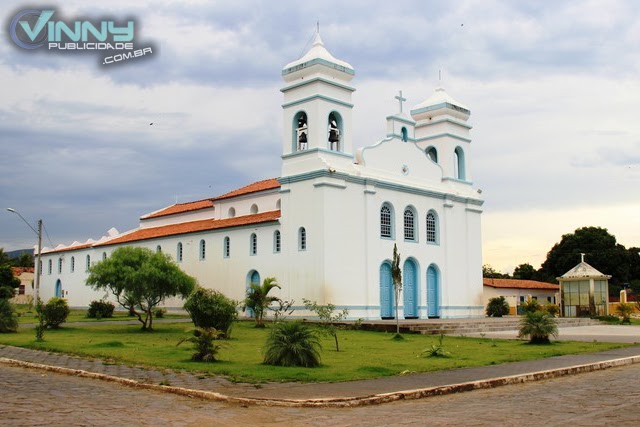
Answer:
[[223, 236, 230, 258], [442, 177, 473, 185], [281, 147, 355, 160], [415, 133, 472, 143], [385, 115, 416, 126], [454, 146, 466, 181], [282, 58, 355, 77], [313, 182, 347, 190], [387, 132, 416, 142], [282, 94, 354, 109], [440, 306, 484, 310], [415, 118, 472, 130], [410, 102, 470, 116], [465, 207, 483, 214], [281, 77, 356, 93], [273, 230, 281, 254], [278, 170, 484, 206], [199, 239, 206, 261]]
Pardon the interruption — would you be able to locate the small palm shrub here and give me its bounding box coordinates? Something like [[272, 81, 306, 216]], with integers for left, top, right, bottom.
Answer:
[[518, 311, 558, 344], [421, 334, 451, 358], [521, 299, 541, 314], [542, 303, 560, 317], [178, 328, 225, 362], [0, 299, 18, 333], [87, 300, 115, 319], [615, 303, 634, 324], [42, 297, 70, 329], [184, 287, 238, 338], [263, 321, 321, 367], [486, 296, 510, 317]]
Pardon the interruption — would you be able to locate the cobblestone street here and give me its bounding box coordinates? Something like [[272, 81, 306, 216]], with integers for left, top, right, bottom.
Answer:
[[2, 362, 640, 426]]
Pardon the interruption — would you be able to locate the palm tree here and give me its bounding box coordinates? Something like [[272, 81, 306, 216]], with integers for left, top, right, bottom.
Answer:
[[243, 277, 280, 328], [616, 303, 634, 324], [391, 244, 403, 337], [518, 311, 558, 344], [263, 321, 321, 367]]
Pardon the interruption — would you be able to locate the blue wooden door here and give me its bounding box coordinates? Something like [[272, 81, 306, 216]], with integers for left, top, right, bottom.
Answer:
[[55, 280, 62, 298], [403, 259, 418, 318], [379, 262, 393, 318], [427, 266, 439, 317]]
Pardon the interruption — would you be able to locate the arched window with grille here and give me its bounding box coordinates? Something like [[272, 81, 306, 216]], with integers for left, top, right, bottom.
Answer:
[[177, 242, 183, 262], [250, 233, 257, 255], [426, 210, 439, 244], [404, 207, 417, 242], [273, 230, 281, 253], [298, 227, 307, 251], [199, 239, 206, 260], [380, 203, 394, 239], [224, 237, 230, 258]]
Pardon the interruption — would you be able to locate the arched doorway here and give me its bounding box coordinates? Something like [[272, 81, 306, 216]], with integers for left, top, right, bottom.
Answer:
[[246, 270, 260, 318], [403, 259, 418, 318], [379, 262, 393, 319], [55, 279, 62, 298], [427, 265, 439, 318]]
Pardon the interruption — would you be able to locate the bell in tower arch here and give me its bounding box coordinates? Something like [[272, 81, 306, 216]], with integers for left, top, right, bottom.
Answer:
[[296, 113, 308, 151], [328, 113, 340, 151]]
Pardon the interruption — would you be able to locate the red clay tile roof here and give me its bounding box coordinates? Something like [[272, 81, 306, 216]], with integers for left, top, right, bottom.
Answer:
[[142, 199, 214, 220], [212, 178, 281, 201], [96, 210, 281, 247], [41, 243, 93, 255], [141, 178, 280, 220], [12, 267, 34, 275], [483, 278, 559, 291]]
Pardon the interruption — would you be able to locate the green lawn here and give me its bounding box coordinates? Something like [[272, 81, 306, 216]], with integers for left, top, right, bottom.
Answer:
[[0, 321, 628, 383], [15, 307, 189, 325]]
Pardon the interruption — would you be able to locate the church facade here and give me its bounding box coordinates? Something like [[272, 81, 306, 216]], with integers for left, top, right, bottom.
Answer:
[[37, 32, 485, 320]]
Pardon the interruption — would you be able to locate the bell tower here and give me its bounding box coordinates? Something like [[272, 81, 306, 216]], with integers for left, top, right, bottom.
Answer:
[[280, 30, 355, 176]]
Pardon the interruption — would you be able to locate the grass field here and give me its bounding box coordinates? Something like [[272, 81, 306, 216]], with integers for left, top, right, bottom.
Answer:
[[0, 320, 628, 383]]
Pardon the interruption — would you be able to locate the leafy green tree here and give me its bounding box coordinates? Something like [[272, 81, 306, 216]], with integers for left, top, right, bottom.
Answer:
[[513, 263, 536, 280], [539, 227, 631, 291], [12, 252, 34, 268], [392, 243, 402, 336], [86, 246, 196, 331], [486, 296, 510, 317], [263, 321, 321, 367], [243, 277, 280, 328], [184, 287, 238, 338], [0, 250, 20, 299], [482, 264, 510, 279], [0, 299, 18, 332], [518, 311, 558, 344], [303, 299, 349, 351]]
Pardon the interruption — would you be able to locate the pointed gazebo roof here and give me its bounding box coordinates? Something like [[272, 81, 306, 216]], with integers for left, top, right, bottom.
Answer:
[[410, 86, 470, 122], [558, 254, 612, 280]]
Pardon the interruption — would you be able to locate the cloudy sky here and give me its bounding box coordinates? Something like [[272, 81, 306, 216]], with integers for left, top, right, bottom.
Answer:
[[1, 0, 638, 273]]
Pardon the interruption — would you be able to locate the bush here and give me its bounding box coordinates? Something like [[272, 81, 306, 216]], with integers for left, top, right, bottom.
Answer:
[[87, 300, 115, 319], [615, 303, 634, 324], [0, 299, 18, 333], [518, 311, 558, 344], [154, 307, 167, 318], [178, 328, 225, 362], [42, 297, 70, 329], [184, 287, 238, 338], [521, 299, 541, 314], [263, 321, 322, 367], [486, 296, 510, 317]]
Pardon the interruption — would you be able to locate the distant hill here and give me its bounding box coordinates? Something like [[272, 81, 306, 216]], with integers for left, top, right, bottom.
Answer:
[[6, 249, 33, 259]]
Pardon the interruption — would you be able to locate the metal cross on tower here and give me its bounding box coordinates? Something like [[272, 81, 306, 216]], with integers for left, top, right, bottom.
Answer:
[[395, 90, 406, 113]]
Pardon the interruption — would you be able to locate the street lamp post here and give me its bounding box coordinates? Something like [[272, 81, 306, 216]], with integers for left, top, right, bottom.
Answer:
[[6, 208, 42, 303]]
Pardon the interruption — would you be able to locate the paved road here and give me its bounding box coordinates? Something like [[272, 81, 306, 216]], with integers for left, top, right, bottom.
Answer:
[[2, 362, 640, 426], [467, 324, 640, 343]]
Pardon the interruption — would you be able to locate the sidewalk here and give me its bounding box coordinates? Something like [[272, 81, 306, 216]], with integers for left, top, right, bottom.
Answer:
[[2, 343, 640, 407]]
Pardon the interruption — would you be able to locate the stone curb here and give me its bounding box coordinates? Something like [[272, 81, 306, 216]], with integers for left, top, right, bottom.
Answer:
[[1, 355, 639, 408]]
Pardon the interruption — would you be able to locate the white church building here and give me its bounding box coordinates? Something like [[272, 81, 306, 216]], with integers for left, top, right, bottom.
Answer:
[[37, 32, 485, 320]]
